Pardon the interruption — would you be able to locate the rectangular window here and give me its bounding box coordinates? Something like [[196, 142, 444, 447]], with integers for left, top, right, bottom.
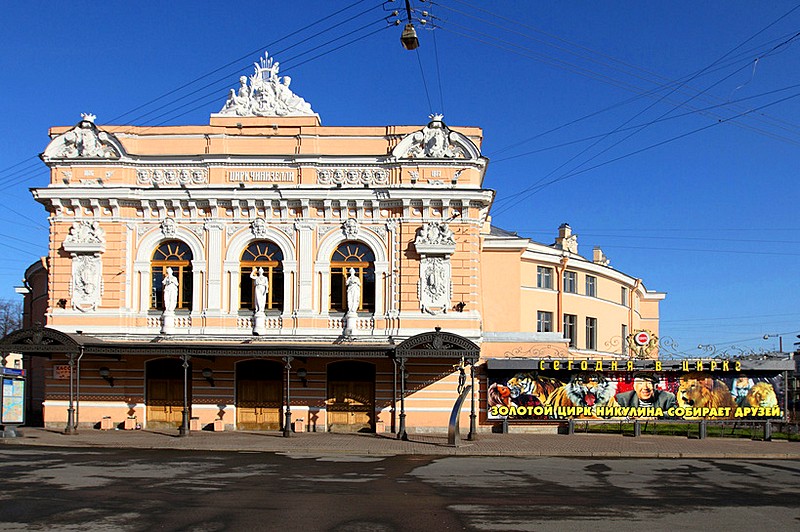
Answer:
[[536, 266, 553, 289], [585, 275, 596, 297], [563, 271, 577, 293], [621, 324, 629, 356], [564, 314, 577, 347], [621, 286, 629, 306], [586, 317, 597, 350], [537, 311, 553, 333]]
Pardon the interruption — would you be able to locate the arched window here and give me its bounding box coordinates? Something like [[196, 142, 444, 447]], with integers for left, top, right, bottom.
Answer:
[[330, 241, 375, 313], [151, 240, 193, 310], [240, 241, 284, 311]]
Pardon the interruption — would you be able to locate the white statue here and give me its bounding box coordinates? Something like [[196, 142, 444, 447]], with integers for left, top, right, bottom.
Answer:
[[250, 267, 269, 313], [346, 267, 361, 315], [163, 267, 179, 312]]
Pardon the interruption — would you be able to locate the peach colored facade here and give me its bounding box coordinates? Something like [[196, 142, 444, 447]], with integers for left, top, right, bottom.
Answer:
[[14, 85, 663, 434]]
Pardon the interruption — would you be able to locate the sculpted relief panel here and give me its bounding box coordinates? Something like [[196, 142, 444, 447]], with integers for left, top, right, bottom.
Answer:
[[418, 257, 451, 315], [71, 255, 103, 312], [316, 168, 388, 187], [414, 222, 456, 315], [137, 168, 208, 186]]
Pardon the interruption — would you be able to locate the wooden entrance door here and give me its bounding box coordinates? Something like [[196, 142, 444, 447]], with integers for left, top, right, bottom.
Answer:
[[146, 359, 187, 428], [236, 360, 282, 430], [326, 361, 375, 432]]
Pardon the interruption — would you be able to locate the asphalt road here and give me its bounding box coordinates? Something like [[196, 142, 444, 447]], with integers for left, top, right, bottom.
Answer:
[[1, 447, 798, 531]]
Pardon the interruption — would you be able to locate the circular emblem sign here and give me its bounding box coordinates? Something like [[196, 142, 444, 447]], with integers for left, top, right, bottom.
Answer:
[[634, 331, 651, 346]]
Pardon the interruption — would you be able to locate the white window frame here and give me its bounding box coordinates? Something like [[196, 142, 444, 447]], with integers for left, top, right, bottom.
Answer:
[[537, 311, 553, 333], [585, 275, 596, 297], [564, 313, 577, 347], [563, 271, 577, 293], [537, 266, 553, 289], [586, 317, 597, 350]]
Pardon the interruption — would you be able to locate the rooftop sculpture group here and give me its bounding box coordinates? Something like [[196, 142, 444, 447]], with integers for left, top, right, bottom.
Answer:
[[218, 52, 315, 117]]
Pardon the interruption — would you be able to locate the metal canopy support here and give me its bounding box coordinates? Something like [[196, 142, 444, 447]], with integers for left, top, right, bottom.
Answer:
[[178, 354, 190, 437], [397, 357, 408, 441], [391, 358, 397, 433], [467, 362, 477, 441], [283, 356, 293, 437], [65, 353, 77, 435]]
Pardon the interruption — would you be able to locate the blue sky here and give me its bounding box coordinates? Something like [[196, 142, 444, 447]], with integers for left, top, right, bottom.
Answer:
[[1, 1, 798, 355]]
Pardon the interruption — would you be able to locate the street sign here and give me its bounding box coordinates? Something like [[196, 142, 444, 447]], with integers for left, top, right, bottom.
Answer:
[[634, 331, 651, 346]]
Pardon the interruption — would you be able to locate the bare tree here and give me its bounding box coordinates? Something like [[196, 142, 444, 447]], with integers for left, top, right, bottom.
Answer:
[[0, 298, 22, 337]]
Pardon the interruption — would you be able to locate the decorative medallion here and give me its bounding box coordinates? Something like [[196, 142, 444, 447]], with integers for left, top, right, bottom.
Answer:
[[316, 168, 388, 187], [136, 168, 207, 186], [342, 218, 359, 239], [161, 218, 177, 238], [251, 218, 268, 238]]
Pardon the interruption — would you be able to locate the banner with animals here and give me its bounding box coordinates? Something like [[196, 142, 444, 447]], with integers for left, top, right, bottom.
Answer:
[[487, 370, 785, 420]]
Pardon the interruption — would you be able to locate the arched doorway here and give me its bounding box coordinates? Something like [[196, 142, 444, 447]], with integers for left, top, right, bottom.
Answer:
[[146, 358, 188, 429], [236, 359, 283, 430], [326, 361, 375, 432]]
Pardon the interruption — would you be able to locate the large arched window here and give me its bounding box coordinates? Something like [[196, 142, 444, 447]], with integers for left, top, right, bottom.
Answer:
[[330, 241, 375, 313], [151, 240, 193, 310], [240, 241, 284, 311]]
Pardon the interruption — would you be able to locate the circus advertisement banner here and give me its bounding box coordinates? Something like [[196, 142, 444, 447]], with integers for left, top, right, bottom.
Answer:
[[487, 370, 785, 421]]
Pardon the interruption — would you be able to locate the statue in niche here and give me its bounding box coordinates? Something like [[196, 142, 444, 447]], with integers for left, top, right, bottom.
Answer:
[[163, 267, 179, 312], [250, 267, 269, 314], [346, 268, 361, 315]]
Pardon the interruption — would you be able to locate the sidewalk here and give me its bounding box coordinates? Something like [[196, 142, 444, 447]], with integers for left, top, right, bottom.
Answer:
[[3, 427, 799, 459]]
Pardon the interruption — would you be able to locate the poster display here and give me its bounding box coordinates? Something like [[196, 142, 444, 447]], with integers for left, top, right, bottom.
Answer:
[[488, 367, 785, 421], [1, 377, 25, 424]]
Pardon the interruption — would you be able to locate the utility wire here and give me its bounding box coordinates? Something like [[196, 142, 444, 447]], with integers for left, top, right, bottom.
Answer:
[[432, 24, 446, 116], [491, 9, 800, 214], [132, 12, 388, 126], [106, 0, 373, 124], [491, 89, 800, 216], [415, 49, 435, 115], [143, 24, 393, 129], [492, 81, 800, 164], [437, 0, 800, 147]]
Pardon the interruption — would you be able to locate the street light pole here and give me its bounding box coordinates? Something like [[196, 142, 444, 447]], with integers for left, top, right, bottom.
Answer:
[[763, 334, 784, 352]]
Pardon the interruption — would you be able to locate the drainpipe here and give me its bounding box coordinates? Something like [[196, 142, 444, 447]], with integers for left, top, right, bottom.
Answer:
[[556, 255, 568, 334], [74, 347, 84, 430], [630, 279, 642, 342]]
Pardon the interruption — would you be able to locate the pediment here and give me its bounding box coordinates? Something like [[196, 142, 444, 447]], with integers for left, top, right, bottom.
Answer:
[[391, 115, 481, 160], [42, 115, 124, 161]]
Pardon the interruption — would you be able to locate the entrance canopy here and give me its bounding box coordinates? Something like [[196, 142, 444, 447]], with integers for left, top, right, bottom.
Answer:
[[1, 325, 479, 361], [395, 328, 479, 362]]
